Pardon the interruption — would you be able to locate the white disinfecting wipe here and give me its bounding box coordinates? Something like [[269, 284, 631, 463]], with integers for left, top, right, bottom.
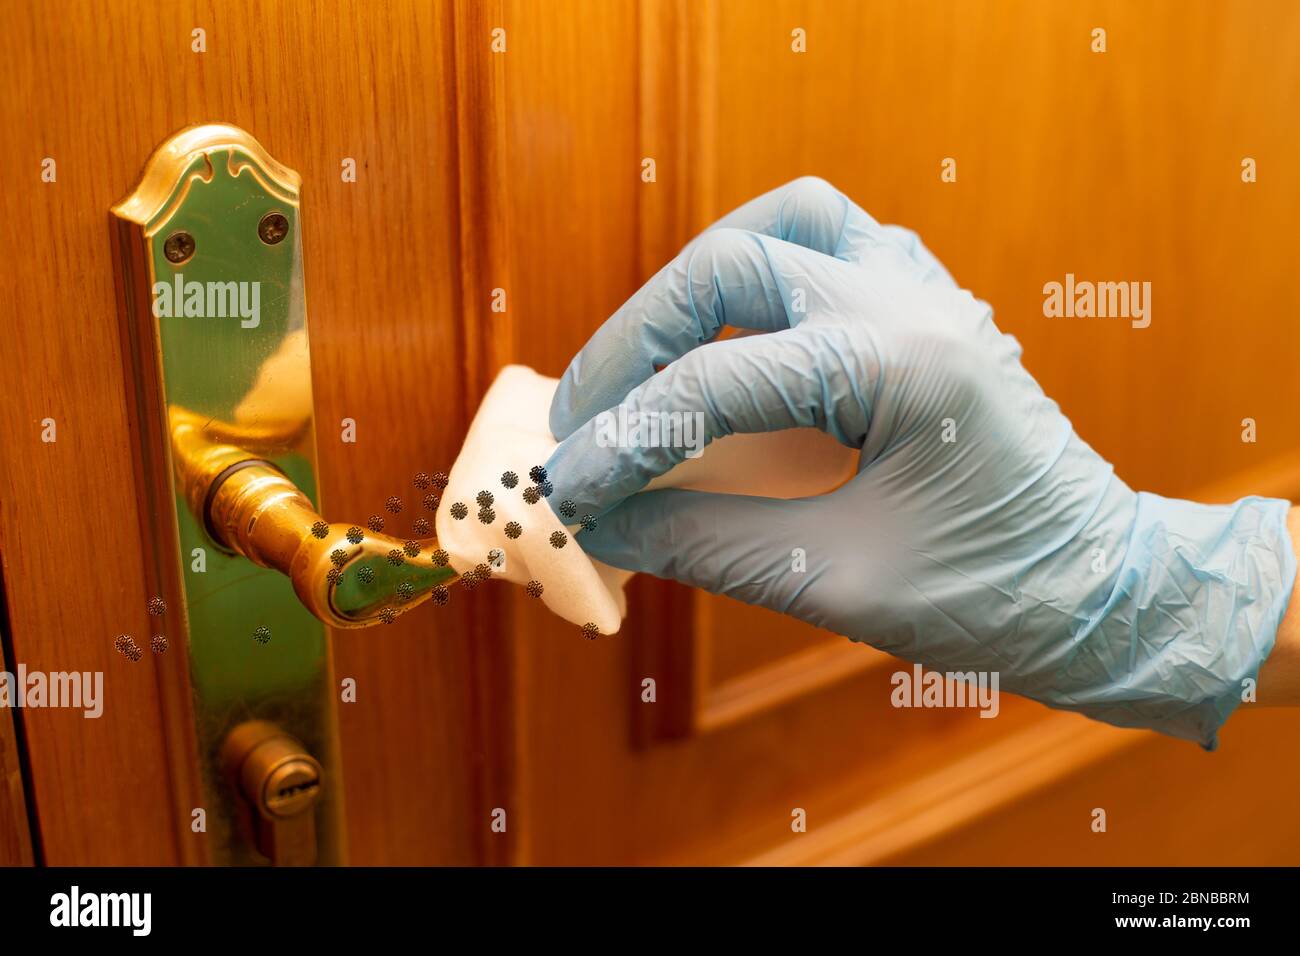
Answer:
[[436, 365, 858, 634]]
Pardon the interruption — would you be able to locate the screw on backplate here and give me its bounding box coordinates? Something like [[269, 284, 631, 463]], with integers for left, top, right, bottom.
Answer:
[[163, 231, 195, 264], [258, 212, 289, 245]]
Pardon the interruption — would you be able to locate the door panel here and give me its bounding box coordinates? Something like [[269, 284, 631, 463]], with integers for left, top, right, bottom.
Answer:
[[0, 0, 497, 865], [500, 0, 1300, 865]]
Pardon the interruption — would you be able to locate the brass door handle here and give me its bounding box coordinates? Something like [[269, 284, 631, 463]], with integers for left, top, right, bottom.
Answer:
[[170, 407, 458, 628]]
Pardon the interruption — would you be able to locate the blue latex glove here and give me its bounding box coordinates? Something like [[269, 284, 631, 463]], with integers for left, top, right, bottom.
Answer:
[[545, 177, 1296, 748]]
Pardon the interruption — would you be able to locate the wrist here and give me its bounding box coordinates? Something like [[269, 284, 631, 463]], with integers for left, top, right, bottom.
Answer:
[[1258, 504, 1300, 704]]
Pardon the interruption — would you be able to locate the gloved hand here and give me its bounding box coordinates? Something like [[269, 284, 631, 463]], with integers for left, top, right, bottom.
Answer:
[[545, 177, 1296, 748]]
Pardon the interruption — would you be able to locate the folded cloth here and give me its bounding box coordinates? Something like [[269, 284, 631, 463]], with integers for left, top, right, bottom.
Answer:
[[436, 365, 858, 633]]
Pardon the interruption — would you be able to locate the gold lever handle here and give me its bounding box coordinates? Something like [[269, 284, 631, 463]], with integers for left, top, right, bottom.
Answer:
[[170, 407, 459, 628]]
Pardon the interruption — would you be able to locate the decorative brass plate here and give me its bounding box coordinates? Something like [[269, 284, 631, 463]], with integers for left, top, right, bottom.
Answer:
[[112, 124, 343, 865]]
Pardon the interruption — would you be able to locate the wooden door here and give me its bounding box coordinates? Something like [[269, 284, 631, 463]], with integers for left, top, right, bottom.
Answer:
[[3, 0, 1300, 866]]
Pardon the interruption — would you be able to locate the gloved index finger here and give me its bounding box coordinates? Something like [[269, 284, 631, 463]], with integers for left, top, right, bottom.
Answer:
[[550, 222, 870, 440], [550, 227, 797, 439], [550, 178, 948, 442]]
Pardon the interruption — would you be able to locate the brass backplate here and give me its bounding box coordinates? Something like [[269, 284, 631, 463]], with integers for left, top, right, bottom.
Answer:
[[112, 124, 344, 865]]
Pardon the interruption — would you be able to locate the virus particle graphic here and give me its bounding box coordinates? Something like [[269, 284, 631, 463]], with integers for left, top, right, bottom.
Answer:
[[396, 581, 415, 602], [549, 531, 568, 550], [125, 643, 143, 662], [147, 596, 166, 616], [504, 521, 522, 539], [423, 493, 440, 511], [413, 471, 431, 489], [581, 622, 600, 641], [330, 548, 348, 567], [114, 634, 141, 661], [357, 566, 375, 584], [379, 607, 397, 625], [413, 517, 431, 535], [386, 496, 403, 515], [311, 520, 330, 540], [450, 502, 469, 520], [478, 507, 496, 525], [346, 526, 364, 544], [558, 499, 577, 519], [580, 514, 597, 533], [431, 585, 450, 606], [460, 570, 480, 591], [431, 471, 449, 490], [368, 514, 386, 533], [432, 548, 450, 567], [501, 471, 519, 489], [402, 540, 420, 558], [387, 549, 405, 567], [476, 490, 494, 508], [522, 486, 541, 505], [326, 567, 343, 585], [151, 634, 168, 654], [525, 580, 544, 598], [538, 480, 554, 498], [253, 625, 271, 645], [529, 465, 547, 483], [474, 562, 491, 579], [487, 548, 506, 570]]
